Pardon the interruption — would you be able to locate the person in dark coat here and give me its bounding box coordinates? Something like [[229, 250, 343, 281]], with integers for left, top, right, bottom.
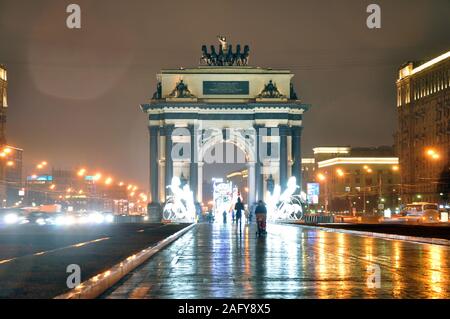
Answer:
[[234, 197, 244, 226]]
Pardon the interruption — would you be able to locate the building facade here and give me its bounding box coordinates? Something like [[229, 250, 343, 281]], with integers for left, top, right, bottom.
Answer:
[[396, 51, 450, 204], [25, 169, 135, 213], [0, 65, 7, 144], [303, 146, 400, 213]]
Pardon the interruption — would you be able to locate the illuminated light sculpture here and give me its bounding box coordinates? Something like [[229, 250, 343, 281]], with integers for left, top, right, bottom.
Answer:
[[267, 176, 307, 220], [212, 179, 233, 216], [163, 176, 196, 221]]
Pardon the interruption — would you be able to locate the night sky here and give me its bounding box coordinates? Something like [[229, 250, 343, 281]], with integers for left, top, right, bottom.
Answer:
[[0, 0, 449, 190]]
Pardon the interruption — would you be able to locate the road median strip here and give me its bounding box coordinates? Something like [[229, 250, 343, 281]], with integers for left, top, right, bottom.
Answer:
[[281, 222, 450, 246], [54, 223, 196, 299]]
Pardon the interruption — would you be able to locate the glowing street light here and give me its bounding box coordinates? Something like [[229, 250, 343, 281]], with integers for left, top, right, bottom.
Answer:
[[336, 168, 344, 177], [6, 161, 14, 167], [93, 173, 102, 181], [49, 184, 56, 190], [392, 165, 399, 171], [77, 168, 86, 177], [426, 148, 441, 160], [105, 177, 113, 185], [3, 147, 12, 154], [317, 173, 326, 181]]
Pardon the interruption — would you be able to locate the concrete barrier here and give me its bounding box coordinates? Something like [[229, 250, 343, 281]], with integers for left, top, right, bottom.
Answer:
[[54, 223, 196, 299], [113, 215, 146, 223], [301, 214, 335, 224], [285, 222, 450, 246]]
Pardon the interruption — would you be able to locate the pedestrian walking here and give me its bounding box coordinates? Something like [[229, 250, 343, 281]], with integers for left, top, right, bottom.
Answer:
[[235, 197, 244, 227]]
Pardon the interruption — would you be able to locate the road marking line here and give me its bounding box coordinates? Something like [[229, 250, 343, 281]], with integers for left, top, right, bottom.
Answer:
[[0, 237, 110, 265]]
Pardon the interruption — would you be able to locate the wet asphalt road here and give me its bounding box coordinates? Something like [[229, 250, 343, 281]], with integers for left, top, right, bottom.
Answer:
[[0, 223, 188, 298], [104, 222, 450, 299]]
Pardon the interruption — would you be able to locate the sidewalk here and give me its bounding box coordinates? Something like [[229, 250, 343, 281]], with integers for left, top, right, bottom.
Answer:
[[103, 222, 450, 299]]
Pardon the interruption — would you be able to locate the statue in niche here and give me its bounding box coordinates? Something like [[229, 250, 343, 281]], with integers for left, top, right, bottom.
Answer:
[[169, 80, 195, 98], [152, 82, 162, 100], [257, 80, 284, 98], [290, 82, 298, 100]]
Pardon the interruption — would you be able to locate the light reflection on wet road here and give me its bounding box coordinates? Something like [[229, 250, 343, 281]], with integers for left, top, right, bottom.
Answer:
[[105, 223, 449, 299]]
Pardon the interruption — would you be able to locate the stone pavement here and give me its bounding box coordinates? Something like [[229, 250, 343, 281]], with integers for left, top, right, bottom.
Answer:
[[104, 222, 450, 298]]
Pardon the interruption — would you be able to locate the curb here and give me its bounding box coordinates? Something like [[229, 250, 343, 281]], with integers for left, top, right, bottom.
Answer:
[[282, 222, 450, 246], [54, 223, 196, 299]]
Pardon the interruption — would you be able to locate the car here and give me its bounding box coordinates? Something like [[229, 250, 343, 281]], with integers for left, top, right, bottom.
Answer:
[[398, 202, 440, 223], [25, 211, 53, 225], [0, 209, 27, 226]]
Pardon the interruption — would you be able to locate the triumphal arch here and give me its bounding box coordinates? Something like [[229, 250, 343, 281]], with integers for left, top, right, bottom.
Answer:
[[142, 37, 309, 221]]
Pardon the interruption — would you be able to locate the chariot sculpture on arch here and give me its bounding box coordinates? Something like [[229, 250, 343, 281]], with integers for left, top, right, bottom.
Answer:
[[200, 36, 250, 66]]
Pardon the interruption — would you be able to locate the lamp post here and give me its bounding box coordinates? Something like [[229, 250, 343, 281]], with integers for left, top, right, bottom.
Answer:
[[361, 166, 373, 214], [317, 173, 328, 212]]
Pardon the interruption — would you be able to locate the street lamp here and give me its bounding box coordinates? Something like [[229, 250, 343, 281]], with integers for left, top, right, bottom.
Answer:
[[361, 166, 373, 214], [316, 173, 328, 212], [426, 148, 441, 160]]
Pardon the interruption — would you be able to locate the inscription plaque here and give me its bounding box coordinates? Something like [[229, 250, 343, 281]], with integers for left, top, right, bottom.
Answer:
[[203, 81, 249, 95]]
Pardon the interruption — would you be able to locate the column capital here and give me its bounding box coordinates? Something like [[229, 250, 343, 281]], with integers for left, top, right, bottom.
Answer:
[[278, 125, 291, 136], [160, 124, 175, 136]]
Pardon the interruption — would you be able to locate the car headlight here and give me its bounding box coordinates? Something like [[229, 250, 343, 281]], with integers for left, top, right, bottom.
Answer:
[[105, 214, 114, 223], [89, 212, 104, 224], [36, 218, 46, 225], [55, 216, 67, 225], [4, 213, 19, 224], [66, 216, 76, 225]]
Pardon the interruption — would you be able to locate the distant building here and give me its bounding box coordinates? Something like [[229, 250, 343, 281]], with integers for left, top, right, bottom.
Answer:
[[4, 146, 23, 206], [302, 146, 400, 213], [0, 66, 24, 207], [396, 51, 450, 204], [0, 65, 7, 144]]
